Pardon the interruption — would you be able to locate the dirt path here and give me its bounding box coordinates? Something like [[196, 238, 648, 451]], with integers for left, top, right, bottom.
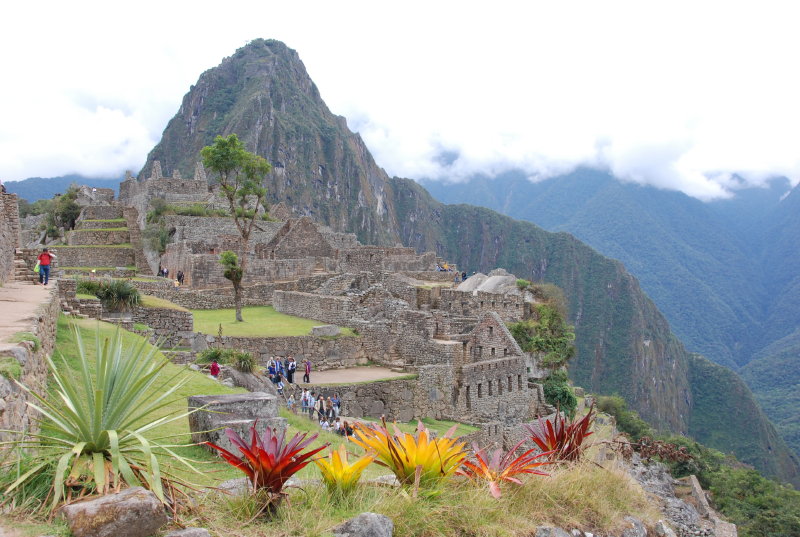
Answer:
[[306, 366, 410, 385], [0, 281, 53, 342]]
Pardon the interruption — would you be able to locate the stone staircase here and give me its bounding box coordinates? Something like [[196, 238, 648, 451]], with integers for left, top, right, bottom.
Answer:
[[12, 249, 37, 283], [52, 206, 136, 272]]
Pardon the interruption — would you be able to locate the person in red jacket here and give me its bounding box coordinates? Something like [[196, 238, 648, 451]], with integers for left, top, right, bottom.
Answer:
[[37, 248, 56, 286], [209, 359, 220, 378]]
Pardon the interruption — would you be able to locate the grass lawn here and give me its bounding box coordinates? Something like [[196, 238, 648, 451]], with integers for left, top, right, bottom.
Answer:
[[191, 306, 356, 337], [140, 294, 189, 311]]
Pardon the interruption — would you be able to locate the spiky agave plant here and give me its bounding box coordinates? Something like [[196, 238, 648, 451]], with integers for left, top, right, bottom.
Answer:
[[525, 403, 596, 462], [314, 444, 375, 496], [457, 440, 552, 498], [350, 418, 466, 488], [0, 323, 199, 509]]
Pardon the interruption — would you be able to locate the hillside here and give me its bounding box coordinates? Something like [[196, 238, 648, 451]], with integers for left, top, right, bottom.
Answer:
[[424, 171, 800, 459], [138, 38, 800, 483], [4, 175, 120, 202]]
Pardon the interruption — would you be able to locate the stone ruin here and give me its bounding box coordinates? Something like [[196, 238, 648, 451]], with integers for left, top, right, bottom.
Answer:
[[18, 161, 557, 449]]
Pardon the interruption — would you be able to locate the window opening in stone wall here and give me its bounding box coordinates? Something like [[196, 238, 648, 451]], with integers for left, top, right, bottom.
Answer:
[[488, 380, 493, 396], [518, 375, 523, 389], [494, 425, 499, 435], [503, 348, 508, 356], [478, 346, 483, 356], [489, 326, 493, 336], [478, 384, 482, 398], [508, 376, 512, 392], [498, 379, 502, 395], [466, 386, 471, 410], [491, 347, 495, 356], [492, 301, 496, 307]]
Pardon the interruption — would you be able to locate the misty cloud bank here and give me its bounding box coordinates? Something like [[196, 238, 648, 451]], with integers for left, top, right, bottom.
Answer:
[[3, 1, 799, 201]]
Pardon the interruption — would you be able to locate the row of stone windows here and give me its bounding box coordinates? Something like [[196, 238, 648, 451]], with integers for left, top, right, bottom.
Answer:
[[464, 375, 523, 410], [472, 346, 510, 357]]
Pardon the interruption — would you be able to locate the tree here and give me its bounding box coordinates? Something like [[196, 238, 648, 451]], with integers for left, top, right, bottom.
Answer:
[[201, 134, 271, 322]]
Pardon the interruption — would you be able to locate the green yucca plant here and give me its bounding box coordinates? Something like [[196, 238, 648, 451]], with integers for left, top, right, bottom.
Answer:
[[0, 324, 199, 510]]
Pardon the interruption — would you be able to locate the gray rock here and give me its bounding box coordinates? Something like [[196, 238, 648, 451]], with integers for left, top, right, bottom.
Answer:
[[58, 486, 167, 537], [311, 324, 341, 337], [621, 516, 647, 537], [188, 364, 200, 371], [221, 378, 235, 387], [163, 529, 210, 537], [535, 528, 571, 537], [654, 521, 677, 537], [333, 512, 394, 537]]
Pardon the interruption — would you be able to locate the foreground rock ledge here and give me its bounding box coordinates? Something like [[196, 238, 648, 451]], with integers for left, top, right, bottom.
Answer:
[[58, 486, 167, 537]]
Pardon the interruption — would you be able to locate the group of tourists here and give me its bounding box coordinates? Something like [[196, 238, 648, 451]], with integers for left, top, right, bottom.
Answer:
[[288, 389, 353, 436], [157, 266, 185, 286], [265, 356, 313, 393]]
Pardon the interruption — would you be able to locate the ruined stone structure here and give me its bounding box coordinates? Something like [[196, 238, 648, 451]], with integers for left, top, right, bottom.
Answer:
[[0, 192, 20, 285]]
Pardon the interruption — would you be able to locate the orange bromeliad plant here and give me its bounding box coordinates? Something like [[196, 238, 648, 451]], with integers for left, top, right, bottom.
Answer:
[[314, 444, 375, 495], [457, 440, 552, 498], [350, 418, 466, 488]]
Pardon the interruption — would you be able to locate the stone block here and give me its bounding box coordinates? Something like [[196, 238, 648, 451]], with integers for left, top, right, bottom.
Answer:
[[535, 528, 571, 537], [312, 324, 341, 336], [58, 487, 167, 537], [332, 512, 394, 537]]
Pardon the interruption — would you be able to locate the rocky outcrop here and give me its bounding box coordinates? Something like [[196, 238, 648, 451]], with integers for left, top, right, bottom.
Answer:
[[333, 513, 394, 537], [58, 487, 167, 537]]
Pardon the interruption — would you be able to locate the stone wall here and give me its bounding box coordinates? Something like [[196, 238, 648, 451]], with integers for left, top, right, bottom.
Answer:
[[273, 290, 359, 327], [435, 288, 531, 322], [123, 207, 153, 274], [338, 246, 435, 273], [132, 306, 193, 348], [306, 378, 418, 423], [67, 229, 130, 246], [0, 285, 61, 442], [0, 192, 20, 284], [51, 246, 136, 268], [79, 205, 124, 220]]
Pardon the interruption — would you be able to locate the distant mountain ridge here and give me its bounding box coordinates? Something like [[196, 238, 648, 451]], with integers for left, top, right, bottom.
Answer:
[[5, 175, 121, 202], [422, 169, 800, 460], [137, 38, 800, 483]]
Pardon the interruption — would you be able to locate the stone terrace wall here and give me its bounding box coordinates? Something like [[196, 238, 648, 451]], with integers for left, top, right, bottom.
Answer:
[[402, 271, 455, 283], [338, 246, 435, 273], [79, 205, 124, 220], [52, 246, 136, 268], [196, 335, 379, 370], [123, 207, 153, 274], [308, 378, 418, 423], [132, 306, 193, 347], [273, 291, 359, 327], [0, 192, 20, 284], [67, 229, 130, 246], [0, 286, 60, 442], [436, 288, 531, 322]]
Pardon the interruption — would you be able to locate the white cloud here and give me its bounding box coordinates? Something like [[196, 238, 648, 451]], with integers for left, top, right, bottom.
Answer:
[[2, 0, 800, 200]]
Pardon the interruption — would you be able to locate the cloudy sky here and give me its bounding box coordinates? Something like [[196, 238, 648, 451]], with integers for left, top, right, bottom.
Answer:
[[3, 0, 800, 200]]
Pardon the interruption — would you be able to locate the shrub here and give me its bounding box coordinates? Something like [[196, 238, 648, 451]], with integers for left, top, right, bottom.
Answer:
[[516, 278, 531, 290], [596, 395, 653, 441], [526, 403, 596, 463], [0, 325, 197, 510], [76, 279, 141, 312], [206, 425, 327, 511], [76, 279, 103, 296], [196, 347, 234, 365], [233, 351, 255, 373], [314, 444, 375, 496], [542, 370, 578, 417], [457, 439, 551, 498], [350, 418, 466, 488]]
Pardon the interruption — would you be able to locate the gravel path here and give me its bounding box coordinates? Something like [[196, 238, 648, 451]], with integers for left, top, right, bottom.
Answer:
[[0, 280, 53, 342]]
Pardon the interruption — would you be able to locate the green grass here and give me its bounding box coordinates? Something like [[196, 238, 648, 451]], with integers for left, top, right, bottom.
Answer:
[[358, 416, 478, 437], [75, 293, 98, 300], [59, 265, 137, 271], [191, 306, 356, 337], [83, 218, 126, 223], [0, 355, 22, 379], [71, 227, 128, 232], [140, 294, 189, 311], [54, 244, 133, 249], [8, 331, 41, 352]]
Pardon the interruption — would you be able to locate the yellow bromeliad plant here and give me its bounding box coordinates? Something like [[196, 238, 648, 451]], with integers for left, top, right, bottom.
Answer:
[[351, 418, 466, 488], [314, 444, 375, 495]]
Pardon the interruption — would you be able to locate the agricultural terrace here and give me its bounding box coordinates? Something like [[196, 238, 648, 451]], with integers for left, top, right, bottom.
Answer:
[[191, 306, 356, 337]]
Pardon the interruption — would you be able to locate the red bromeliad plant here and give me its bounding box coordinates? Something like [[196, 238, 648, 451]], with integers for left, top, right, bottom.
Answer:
[[457, 440, 552, 498], [206, 425, 328, 495], [525, 403, 596, 462]]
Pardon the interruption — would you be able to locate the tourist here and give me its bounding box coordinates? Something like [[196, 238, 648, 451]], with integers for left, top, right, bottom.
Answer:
[[276, 358, 285, 378], [267, 360, 277, 382], [287, 394, 296, 413], [326, 397, 335, 419], [331, 392, 341, 417], [315, 395, 326, 420], [307, 392, 317, 420], [342, 420, 354, 438], [320, 418, 331, 431], [333, 417, 342, 434], [36, 248, 56, 286], [303, 358, 312, 383], [300, 389, 309, 414], [287, 356, 296, 384], [177, 270, 185, 285], [462, 271, 467, 282], [209, 359, 220, 378], [275, 373, 285, 395]]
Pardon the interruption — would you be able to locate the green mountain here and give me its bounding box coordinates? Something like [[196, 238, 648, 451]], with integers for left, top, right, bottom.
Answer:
[[424, 171, 800, 460], [139, 38, 800, 484], [4, 175, 120, 202]]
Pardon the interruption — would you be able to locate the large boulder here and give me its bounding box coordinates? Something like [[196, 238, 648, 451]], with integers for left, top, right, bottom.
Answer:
[[219, 367, 278, 394], [332, 512, 394, 537], [535, 528, 571, 537], [188, 392, 286, 453], [58, 487, 167, 537]]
